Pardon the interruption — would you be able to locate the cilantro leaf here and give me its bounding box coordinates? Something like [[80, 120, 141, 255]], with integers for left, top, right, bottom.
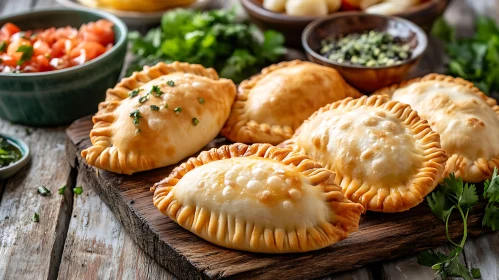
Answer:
[[459, 183, 479, 210], [483, 203, 499, 230], [417, 250, 448, 267], [32, 212, 39, 223], [431, 17, 456, 43], [471, 268, 482, 278], [484, 167, 499, 202], [427, 191, 453, 221], [16, 45, 33, 65], [58, 186, 66, 195]]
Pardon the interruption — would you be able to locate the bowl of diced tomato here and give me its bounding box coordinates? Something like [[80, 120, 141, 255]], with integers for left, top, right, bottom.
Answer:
[[0, 8, 127, 126]]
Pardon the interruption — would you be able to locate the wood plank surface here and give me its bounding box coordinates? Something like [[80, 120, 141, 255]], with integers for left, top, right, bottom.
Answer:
[[65, 118, 491, 280], [58, 174, 174, 280]]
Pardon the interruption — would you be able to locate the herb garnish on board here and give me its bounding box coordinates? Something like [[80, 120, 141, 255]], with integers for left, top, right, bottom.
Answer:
[[128, 9, 286, 83]]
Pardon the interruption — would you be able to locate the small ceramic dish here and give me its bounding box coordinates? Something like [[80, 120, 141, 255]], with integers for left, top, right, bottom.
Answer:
[[302, 12, 427, 93], [0, 134, 30, 180], [240, 0, 448, 48], [57, 0, 216, 26], [0, 8, 128, 126]]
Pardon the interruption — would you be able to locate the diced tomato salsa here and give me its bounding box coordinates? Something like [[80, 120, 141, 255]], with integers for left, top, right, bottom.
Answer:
[[0, 20, 115, 73]]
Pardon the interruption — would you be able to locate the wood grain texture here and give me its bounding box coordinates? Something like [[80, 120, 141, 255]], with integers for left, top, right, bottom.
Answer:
[[58, 174, 175, 280], [464, 232, 499, 280], [0, 123, 73, 280], [65, 118, 491, 280]]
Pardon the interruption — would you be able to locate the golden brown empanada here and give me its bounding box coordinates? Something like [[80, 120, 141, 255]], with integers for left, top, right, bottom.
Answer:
[[375, 74, 499, 182], [281, 95, 447, 213], [81, 62, 237, 175], [152, 143, 364, 253], [221, 60, 362, 145]]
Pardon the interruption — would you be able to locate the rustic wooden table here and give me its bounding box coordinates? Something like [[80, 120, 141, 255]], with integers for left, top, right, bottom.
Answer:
[[0, 0, 498, 279]]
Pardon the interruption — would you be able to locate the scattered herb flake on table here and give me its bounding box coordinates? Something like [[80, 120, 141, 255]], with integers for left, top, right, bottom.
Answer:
[[73, 186, 83, 195], [128, 9, 286, 83], [432, 16, 499, 94], [37, 186, 51, 196], [58, 185, 66, 194]]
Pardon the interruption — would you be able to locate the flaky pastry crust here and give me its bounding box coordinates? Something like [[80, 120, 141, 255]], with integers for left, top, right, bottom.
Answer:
[[81, 62, 236, 175], [375, 74, 499, 182], [221, 60, 362, 145], [152, 143, 364, 253], [281, 95, 447, 213]]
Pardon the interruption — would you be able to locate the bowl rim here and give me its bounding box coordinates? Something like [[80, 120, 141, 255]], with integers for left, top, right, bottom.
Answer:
[[0, 133, 30, 175], [241, 0, 444, 23], [0, 7, 128, 78], [302, 12, 428, 70]]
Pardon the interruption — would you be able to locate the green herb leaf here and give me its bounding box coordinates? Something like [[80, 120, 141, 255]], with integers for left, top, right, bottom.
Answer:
[[417, 250, 448, 267], [198, 97, 205, 104], [73, 186, 83, 195], [431, 17, 456, 43], [58, 186, 66, 195], [459, 183, 479, 210], [0, 41, 6, 52], [150, 105, 160, 111], [484, 167, 499, 202], [164, 104, 169, 109], [471, 268, 482, 278], [16, 45, 34, 65], [167, 80, 175, 87], [128, 89, 141, 98], [130, 109, 143, 126], [138, 96, 148, 103], [192, 118, 199, 126], [174, 107, 182, 114], [32, 212, 39, 223], [150, 85, 164, 96], [37, 186, 51, 196], [427, 191, 453, 221]]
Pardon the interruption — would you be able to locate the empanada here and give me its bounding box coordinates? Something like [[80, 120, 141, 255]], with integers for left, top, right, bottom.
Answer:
[[152, 143, 364, 253], [281, 95, 447, 212], [375, 74, 499, 182], [221, 60, 362, 145], [81, 62, 237, 175]]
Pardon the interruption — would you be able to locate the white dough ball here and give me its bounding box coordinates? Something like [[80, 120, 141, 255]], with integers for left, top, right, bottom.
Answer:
[[263, 0, 287, 12], [285, 0, 328, 16], [324, 0, 341, 13]]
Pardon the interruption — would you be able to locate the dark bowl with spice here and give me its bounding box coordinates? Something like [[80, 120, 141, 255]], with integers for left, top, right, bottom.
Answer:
[[302, 12, 427, 93], [0, 134, 30, 180], [0, 8, 127, 126]]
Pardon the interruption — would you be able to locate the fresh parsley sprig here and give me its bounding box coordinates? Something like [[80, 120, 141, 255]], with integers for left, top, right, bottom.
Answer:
[[483, 167, 499, 230], [418, 174, 480, 280]]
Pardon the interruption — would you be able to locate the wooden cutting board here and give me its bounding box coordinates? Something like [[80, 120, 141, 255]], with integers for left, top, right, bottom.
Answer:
[[65, 116, 489, 280]]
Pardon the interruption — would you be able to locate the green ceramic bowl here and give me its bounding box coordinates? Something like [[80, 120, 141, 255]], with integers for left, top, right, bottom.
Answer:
[[0, 134, 30, 180], [0, 8, 128, 126]]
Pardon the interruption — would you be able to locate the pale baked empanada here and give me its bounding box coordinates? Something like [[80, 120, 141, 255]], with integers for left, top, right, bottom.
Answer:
[[221, 60, 362, 145], [375, 74, 499, 182], [281, 95, 447, 212], [81, 62, 237, 175], [152, 143, 364, 253]]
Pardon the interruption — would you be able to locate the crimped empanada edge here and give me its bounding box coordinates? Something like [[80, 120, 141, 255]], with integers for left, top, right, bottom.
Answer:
[[152, 143, 364, 253], [281, 95, 448, 213], [374, 73, 499, 183]]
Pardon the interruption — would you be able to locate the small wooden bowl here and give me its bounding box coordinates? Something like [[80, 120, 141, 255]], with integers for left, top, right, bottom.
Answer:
[[302, 13, 427, 93], [240, 0, 448, 48]]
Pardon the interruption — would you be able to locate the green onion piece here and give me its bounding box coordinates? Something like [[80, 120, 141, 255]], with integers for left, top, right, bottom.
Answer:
[[167, 80, 175, 87], [73, 186, 83, 195], [198, 98, 205, 104], [58, 186, 66, 195], [174, 107, 182, 114], [37, 186, 51, 196], [192, 118, 199, 126], [150, 85, 164, 96], [128, 89, 141, 98], [150, 105, 160, 111], [32, 212, 39, 223]]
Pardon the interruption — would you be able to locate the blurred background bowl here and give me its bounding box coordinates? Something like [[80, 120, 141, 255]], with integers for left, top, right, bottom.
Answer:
[[241, 0, 448, 48], [302, 12, 427, 93], [0, 8, 127, 126]]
